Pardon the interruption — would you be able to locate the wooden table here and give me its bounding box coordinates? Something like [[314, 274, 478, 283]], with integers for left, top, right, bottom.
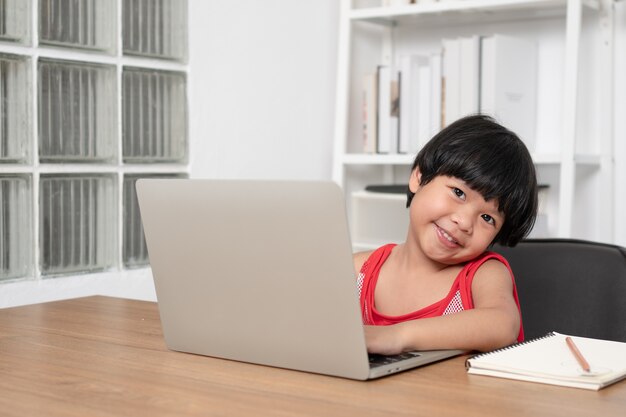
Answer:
[[1, 296, 624, 417]]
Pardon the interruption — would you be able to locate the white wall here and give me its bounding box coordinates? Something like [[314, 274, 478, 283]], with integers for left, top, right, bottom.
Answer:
[[614, 1, 626, 247], [188, 0, 338, 180]]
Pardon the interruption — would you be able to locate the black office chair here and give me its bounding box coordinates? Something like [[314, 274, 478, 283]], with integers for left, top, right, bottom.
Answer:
[[491, 238, 626, 342]]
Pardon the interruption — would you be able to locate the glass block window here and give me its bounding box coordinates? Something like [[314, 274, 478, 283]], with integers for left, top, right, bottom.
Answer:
[[38, 59, 117, 163], [122, 68, 187, 163], [123, 0, 187, 61], [0, 54, 30, 163], [123, 173, 186, 268], [0, 1, 188, 283], [39, 174, 117, 276], [0, 0, 30, 43], [39, 0, 116, 52], [0, 175, 31, 281]]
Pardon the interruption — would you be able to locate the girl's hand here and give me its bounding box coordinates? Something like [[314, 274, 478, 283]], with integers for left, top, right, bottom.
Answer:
[[364, 324, 407, 355]]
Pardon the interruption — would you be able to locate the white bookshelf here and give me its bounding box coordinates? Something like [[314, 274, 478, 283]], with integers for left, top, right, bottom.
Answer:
[[333, 0, 616, 248]]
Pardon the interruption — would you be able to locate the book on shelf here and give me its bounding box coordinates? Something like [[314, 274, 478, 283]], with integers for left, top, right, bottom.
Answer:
[[416, 63, 431, 151], [398, 56, 412, 154], [443, 35, 482, 124], [440, 33, 537, 149], [376, 65, 397, 154], [442, 37, 461, 127], [398, 54, 430, 154], [362, 73, 378, 154], [360, 33, 536, 155], [390, 76, 400, 154], [429, 53, 442, 133], [480, 34, 537, 151], [459, 35, 480, 116], [362, 66, 400, 155], [398, 53, 443, 154], [466, 332, 626, 391]]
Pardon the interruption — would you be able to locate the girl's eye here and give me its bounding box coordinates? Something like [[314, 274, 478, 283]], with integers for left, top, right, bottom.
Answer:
[[452, 187, 465, 200], [481, 214, 495, 226]]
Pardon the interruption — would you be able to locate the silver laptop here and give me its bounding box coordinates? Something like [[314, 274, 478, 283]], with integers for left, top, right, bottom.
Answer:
[[136, 179, 462, 380]]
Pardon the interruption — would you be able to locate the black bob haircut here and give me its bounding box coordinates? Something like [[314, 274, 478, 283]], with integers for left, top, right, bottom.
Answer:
[[406, 114, 538, 247]]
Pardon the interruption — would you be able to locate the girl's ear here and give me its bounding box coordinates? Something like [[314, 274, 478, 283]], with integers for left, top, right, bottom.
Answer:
[[409, 168, 422, 193]]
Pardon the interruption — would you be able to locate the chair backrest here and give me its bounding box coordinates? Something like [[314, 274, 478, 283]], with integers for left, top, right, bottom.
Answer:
[[491, 239, 626, 342]]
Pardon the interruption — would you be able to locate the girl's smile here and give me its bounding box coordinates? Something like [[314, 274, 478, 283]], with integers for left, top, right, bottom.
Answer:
[[434, 223, 461, 248]]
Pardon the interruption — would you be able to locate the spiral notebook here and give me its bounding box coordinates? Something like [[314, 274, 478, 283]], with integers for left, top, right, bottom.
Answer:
[[465, 332, 626, 390]]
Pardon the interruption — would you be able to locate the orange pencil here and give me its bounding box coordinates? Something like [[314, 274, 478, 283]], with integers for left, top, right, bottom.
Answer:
[[566, 336, 591, 373]]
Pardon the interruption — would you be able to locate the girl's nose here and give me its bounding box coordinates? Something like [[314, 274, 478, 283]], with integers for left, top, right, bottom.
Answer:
[[451, 209, 473, 234]]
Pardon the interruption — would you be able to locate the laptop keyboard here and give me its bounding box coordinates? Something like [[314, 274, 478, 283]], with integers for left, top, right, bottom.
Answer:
[[368, 351, 422, 368]]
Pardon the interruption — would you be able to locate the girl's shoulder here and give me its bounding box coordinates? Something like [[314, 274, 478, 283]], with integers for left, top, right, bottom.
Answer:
[[352, 243, 398, 273], [466, 251, 511, 272], [469, 253, 515, 294], [353, 250, 373, 273]]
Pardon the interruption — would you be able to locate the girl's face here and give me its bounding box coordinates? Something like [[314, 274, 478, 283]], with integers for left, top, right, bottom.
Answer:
[[407, 169, 504, 265]]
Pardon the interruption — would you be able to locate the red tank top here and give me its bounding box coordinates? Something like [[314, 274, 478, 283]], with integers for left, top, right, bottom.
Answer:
[[356, 243, 524, 342]]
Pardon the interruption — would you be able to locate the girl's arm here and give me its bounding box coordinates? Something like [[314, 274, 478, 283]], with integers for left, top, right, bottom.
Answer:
[[364, 259, 521, 354]]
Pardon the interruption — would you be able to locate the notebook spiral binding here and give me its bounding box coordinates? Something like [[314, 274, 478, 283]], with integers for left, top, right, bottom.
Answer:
[[464, 331, 557, 369]]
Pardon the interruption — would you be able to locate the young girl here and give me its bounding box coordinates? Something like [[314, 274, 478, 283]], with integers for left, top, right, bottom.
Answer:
[[355, 115, 538, 354]]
